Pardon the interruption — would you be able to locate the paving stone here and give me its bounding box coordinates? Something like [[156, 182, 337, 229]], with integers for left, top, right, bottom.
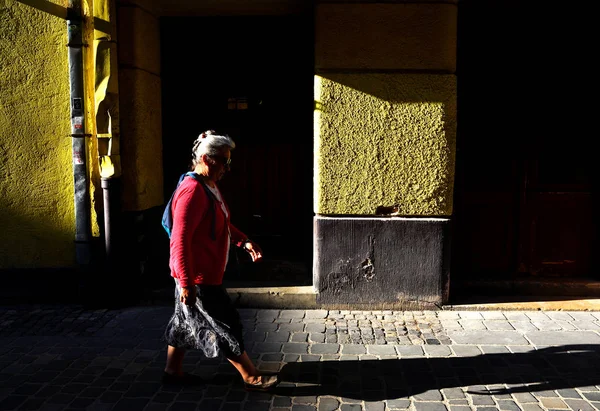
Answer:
[[423, 345, 452, 357], [395, 346, 424, 356], [447, 399, 468, 405], [310, 344, 340, 355], [563, 398, 597, 411], [366, 345, 396, 356], [527, 331, 600, 345], [484, 320, 515, 331], [253, 343, 283, 353], [539, 397, 568, 409], [318, 397, 340, 411], [256, 322, 278, 332], [413, 389, 443, 401], [279, 324, 305, 333], [568, 312, 597, 321], [513, 323, 543, 336], [451, 345, 482, 357], [480, 346, 511, 355], [447, 331, 529, 345], [293, 395, 318, 404], [582, 391, 600, 401], [496, 400, 521, 411], [442, 388, 465, 400], [266, 332, 292, 343], [437, 312, 460, 319], [244, 401, 272, 410], [309, 333, 326, 343], [555, 388, 580, 399], [413, 402, 448, 411], [292, 405, 317, 411], [274, 396, 293, 407], [532, 390, 558, 398], [342, 345, 366, 355], [472, 395, 496, 405], [364, 401, 385, 411], [292, 333, 309, 343], [306, 310, 329, 319], [512, 393, 538, 403], [519, 404, 543, 411]]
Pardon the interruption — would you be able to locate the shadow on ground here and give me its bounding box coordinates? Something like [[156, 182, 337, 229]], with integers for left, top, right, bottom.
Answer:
[[273, 344, 600, 400]]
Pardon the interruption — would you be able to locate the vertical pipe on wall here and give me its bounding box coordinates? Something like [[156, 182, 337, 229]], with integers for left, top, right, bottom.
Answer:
[[101, 177, 113, 264], [67, 0, 92, 265]]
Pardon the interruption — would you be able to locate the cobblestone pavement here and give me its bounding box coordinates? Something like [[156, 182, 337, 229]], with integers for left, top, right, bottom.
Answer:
[[1, 305, 600, 411]]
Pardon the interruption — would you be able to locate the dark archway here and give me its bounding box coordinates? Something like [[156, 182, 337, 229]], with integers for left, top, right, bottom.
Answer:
[[160, 15, 315, 287]]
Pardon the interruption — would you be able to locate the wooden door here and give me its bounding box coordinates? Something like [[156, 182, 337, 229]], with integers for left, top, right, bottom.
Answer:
[[519, 143, 595, 277], [453, 0, 598, 290]]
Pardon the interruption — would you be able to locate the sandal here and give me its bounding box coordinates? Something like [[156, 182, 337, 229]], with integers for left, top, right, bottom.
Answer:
[[244, 374, 280, 392], [161, 372, 205, 386]]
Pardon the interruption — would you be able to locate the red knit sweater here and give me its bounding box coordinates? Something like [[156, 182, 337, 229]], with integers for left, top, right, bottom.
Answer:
[[169, 177, 247, 287]]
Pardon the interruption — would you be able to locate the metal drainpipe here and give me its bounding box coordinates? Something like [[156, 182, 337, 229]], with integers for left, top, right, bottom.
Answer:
[[67, 0, 92, 265], [101, 177, 114, 265]]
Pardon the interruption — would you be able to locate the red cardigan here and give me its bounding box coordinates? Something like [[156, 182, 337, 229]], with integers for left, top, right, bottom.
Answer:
[[169, 177, 247, 287]]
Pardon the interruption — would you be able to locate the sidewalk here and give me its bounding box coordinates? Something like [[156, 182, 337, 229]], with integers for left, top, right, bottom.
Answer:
[[1, 304, 599, 411]]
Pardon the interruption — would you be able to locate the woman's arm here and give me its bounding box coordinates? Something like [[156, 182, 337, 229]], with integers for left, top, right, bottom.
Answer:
[[229, 223, 263, 262]]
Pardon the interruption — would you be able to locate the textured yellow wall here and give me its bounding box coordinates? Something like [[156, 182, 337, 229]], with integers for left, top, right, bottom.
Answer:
[[0, 0, 76, 267], [316, 2, 457, 71], [315, 74, 456, 216]]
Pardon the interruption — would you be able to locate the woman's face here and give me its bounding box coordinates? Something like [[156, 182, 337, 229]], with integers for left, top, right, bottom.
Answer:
[[206, 148, 231, 181]]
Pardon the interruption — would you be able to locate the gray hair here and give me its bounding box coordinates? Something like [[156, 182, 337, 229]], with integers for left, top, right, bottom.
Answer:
[[191, 130, 236, 167]]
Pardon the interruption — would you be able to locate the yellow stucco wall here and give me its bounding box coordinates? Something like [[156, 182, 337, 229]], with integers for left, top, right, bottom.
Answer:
[[316, 2, 457, 71], [0, 0, 76, 267], [315, 74, 456, 216]]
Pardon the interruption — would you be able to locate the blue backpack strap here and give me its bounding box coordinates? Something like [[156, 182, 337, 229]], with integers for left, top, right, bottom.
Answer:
[[162, 172, 217, 240], [161, 173, 188, 238]]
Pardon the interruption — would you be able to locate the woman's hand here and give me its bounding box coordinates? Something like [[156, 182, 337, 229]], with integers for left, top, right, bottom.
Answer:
[[243, 240, 263, 262], [180, 286, 197, 306]]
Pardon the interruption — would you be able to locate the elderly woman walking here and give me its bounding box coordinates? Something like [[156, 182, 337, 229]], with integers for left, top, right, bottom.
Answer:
[[162, 130, 279, 392]]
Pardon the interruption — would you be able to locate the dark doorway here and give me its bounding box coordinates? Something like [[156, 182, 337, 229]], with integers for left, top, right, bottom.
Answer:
[[452, 1, 598, 299], [161, 15, 314, 287]]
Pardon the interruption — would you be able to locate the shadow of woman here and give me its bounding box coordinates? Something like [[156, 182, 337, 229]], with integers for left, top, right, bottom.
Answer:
[[272, 344, 600, 400]]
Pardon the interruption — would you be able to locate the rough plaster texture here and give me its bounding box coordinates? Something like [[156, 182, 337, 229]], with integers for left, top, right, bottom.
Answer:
[[0, 0, 76, 267], [117, 6, 160, 75], [117, 6, 163, 211], [314, 74, 456, 216], [315, 2, 457, 71], [119, 68, 163, 211]]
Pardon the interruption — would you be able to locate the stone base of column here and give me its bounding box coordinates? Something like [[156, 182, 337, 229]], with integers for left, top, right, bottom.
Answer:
[[314, 216, 451, 309]]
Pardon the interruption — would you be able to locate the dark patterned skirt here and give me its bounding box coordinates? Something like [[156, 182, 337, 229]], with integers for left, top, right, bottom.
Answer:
[[164, 282, 244, 358]]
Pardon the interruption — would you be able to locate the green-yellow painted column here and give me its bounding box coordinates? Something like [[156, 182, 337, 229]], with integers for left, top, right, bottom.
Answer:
[[314, 2, 458, 217], [313, 1, 457, 307], [315, 73, 456, 216]]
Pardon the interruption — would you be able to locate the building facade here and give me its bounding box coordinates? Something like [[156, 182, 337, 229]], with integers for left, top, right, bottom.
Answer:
[[0, 0, 595, 306]]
